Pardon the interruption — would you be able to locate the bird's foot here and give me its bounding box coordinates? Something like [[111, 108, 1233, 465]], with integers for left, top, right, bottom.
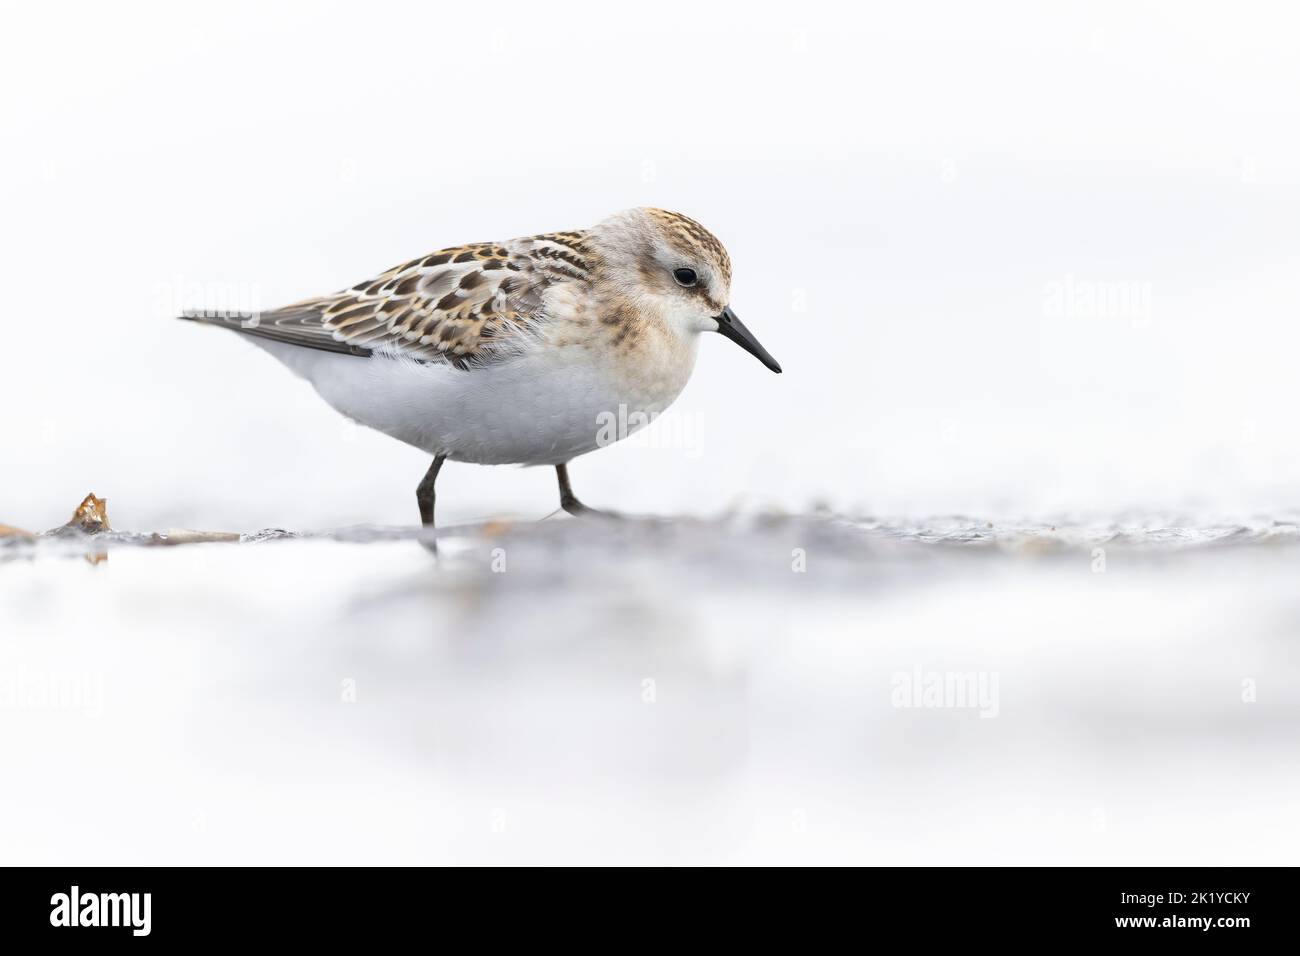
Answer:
[[560, 496, 620, 519], [416, 526, 439, 555]]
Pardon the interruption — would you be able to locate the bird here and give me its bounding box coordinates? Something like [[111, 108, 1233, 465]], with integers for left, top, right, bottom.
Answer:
[[180, 207, 781, 537]]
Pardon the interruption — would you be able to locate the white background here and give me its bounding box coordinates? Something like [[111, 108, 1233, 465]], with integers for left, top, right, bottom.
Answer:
[[2, 2, 1300, 868], [3, 0, 1300, 530]]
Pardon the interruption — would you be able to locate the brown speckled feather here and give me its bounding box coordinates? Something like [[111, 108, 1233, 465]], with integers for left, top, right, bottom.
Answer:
[[204, 231, 594, 368]]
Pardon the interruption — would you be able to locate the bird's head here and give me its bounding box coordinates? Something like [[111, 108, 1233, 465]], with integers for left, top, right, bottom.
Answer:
[[588, 207, 782, 373]]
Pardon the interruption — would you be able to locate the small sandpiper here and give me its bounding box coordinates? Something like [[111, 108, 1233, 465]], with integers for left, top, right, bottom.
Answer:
[[181, 208, 781, 534]]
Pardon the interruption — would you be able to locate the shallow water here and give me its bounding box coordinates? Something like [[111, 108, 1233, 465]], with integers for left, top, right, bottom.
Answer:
[[2, 513, 1298, 864]]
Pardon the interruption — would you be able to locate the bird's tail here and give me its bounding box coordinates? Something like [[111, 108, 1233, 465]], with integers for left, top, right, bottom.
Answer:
[[176, 309, 262, 331]]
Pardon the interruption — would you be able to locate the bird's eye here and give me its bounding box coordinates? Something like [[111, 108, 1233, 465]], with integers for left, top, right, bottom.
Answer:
[[673, 267, 698, 287]]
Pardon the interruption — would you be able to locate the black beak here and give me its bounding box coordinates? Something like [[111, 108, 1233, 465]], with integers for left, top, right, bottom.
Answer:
[[714, 306, 782, 374]]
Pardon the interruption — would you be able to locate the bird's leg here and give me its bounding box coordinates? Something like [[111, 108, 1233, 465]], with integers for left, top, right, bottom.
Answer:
[[416, 454, 446, 549], [556, 463, 616, 517]]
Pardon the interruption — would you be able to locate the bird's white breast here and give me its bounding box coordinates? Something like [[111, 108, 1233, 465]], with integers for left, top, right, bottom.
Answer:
[[252, 332, 698, 466]]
